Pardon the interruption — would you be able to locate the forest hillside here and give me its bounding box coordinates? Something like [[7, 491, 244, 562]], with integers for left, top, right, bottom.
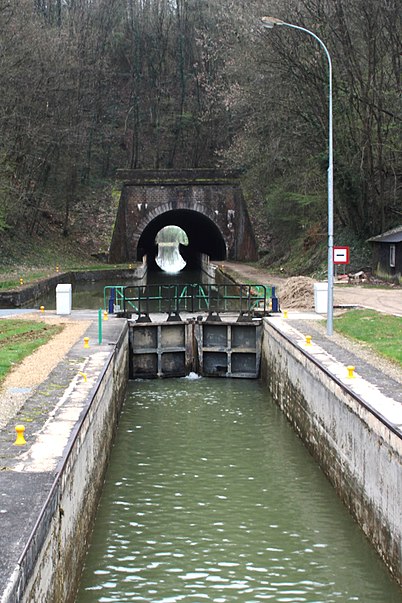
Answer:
[[0, 0, 400, 274]]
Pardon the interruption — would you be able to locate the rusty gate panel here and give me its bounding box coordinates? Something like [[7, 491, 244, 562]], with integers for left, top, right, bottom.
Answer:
[[129, 318, 261, 379], [196, 320, 262, 378], [129, 321, 195, 379]]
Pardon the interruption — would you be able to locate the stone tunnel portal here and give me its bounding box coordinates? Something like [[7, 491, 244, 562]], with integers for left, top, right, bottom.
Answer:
[[108, 170, 258, 267], [137, 209, 227, 269]]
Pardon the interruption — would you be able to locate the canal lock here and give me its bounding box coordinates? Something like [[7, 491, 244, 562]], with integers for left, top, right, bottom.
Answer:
[[129, 317, 263, 379]]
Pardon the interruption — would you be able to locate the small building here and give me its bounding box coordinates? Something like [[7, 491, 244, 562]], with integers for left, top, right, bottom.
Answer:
[[368, 225, 402, 280]]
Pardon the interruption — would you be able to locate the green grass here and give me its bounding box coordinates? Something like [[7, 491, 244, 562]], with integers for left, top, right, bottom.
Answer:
[[0, 272, 52, 290], [334, 309, 402, 366], [73, 263, 139, 272], [0, 319, 62, 383], [0, 280, 19, 290]]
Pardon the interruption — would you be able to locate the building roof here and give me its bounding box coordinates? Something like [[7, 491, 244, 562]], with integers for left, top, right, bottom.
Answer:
[[368, 225, 402, 243]]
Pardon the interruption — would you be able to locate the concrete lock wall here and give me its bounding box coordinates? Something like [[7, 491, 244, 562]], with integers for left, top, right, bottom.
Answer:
[[7, 324, 129, 603], [261, 319, 402, 586], [8, 314, 402, 601], [0, 267, 147, 309]]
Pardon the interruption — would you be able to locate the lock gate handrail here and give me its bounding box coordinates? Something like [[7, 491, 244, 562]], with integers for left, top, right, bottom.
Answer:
[[104, 283, 279, 317]]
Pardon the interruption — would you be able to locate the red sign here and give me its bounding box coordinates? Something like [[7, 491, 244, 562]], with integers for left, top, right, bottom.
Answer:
[[333, 246, 350, 264]]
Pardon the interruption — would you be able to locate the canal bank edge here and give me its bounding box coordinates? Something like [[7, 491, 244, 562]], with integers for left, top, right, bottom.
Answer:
[[0, 317, 129, 603], [0, 264, 147, 309], [1, 312, 401, 601], [261, 317, 402, 587]]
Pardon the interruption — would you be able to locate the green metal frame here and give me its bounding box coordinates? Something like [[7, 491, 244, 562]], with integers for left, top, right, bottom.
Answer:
[[104, 283, 276, 316]]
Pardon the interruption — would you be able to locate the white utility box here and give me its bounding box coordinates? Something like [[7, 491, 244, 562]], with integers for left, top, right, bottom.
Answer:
[[314, 282, 328, 314], [56, 283, 72, 315]]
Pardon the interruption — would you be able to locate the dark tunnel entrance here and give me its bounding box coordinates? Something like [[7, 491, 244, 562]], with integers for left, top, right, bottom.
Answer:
[[137, 209, 227, 271]]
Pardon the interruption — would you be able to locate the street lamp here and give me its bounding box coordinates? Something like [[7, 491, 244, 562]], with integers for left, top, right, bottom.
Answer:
[[261, 17, 334, 336]]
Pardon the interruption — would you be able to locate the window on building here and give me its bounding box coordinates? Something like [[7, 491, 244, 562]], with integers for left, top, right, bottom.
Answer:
[[390, 244, 396, 268]]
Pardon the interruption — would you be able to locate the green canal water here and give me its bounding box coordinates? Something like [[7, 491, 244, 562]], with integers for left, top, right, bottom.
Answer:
[[37, 269, 209, 310], [76, 378, 402, 603]]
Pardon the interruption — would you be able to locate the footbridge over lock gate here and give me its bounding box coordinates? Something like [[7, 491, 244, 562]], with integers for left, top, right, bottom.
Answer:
[[108, 169, 258, 268]]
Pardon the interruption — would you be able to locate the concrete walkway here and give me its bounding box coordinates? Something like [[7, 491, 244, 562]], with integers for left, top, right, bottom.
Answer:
[[0, 312, 127, 601], [288, 319, 402, 404], [0, 309, 39, 317]]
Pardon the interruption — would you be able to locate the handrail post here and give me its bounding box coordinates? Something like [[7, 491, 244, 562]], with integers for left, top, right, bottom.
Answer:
[[98, 308, 102, 344]]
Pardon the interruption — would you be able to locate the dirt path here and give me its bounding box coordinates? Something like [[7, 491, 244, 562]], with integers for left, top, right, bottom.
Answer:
[[220, 262, 287, 289], [333, 286, 402, 316], [220, 262, 402, 316], [0, 315, 90, 429]]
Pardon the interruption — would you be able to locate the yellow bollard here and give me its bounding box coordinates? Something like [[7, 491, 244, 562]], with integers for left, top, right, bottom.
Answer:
[[305, 335, 312, 346], [40, 306, 45, 313], [347, 365, 355, 379], [103, 310, 108, 321], [283, 310, 288, 319], [84, 337, 90, 348], [14, 425, 26, 446], [78, 371, 87, 382]]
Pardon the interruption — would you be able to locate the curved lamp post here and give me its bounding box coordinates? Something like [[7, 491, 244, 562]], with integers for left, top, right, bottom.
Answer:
[[261, 17, 334, 336]]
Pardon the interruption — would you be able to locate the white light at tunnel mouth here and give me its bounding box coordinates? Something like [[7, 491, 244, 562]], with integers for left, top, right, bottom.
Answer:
[[156, 243, 186, 273], [155, 226, 189, 273]]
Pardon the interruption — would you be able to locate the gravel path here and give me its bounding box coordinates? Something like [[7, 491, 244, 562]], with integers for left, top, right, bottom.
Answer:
[[294, 318, 402, 388], [0, 314, 90, 429]]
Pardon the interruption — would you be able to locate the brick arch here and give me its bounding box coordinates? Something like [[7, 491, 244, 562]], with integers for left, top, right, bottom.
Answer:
[[108, 170, 258, 264], [135, 205, 227, 262]]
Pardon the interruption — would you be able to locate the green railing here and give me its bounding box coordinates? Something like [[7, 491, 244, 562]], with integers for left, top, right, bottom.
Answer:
[[104, 283, 279, 316]]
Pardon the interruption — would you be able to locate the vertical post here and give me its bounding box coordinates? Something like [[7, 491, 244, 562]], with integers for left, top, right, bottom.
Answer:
[[326, 51, 334, 335], [108, 287, 115, 314], [98, 308, 103, 345], [271, 286, 278, 312], [261, 18, 334, 335]]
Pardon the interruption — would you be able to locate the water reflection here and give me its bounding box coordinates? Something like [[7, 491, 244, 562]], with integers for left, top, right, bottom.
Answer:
[[76, 379, 402, 602], [36, 268, 206, 310]]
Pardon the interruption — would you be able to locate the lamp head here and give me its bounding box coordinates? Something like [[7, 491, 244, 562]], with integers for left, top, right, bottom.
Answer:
[[261, 16, 285, 29]]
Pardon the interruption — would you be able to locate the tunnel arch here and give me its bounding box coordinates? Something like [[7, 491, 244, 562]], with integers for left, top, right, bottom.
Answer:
[[136, 209, 227, 267], [108, 170, 258, 265]]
